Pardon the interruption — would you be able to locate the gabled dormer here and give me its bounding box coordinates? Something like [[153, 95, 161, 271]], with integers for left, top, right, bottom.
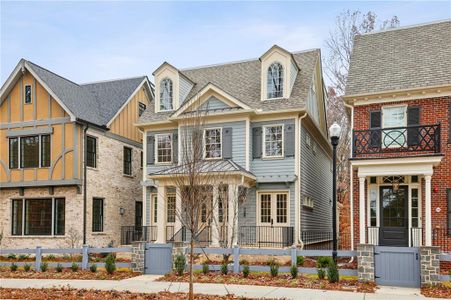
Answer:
[[259, 45, 299, 101], [153, 62, 194, 113]]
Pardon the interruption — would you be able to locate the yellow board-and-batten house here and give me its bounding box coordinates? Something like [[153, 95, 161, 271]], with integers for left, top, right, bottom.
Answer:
[[0, 59, 154, 248]]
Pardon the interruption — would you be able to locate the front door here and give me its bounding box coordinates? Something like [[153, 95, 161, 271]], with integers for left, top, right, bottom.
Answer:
[[380, 186, 408, 246]]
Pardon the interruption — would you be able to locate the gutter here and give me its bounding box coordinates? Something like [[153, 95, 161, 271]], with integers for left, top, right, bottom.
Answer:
[[82, 124, 89, 245], [297, 112, 308, 247]]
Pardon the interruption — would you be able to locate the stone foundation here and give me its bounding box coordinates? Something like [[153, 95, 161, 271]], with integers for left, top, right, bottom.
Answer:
[[131, 241, 146, 273], [420, 246, 440, 286], [357, 244, 375, 282]]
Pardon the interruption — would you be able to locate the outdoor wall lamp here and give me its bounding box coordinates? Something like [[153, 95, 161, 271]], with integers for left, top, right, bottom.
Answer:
[[119, 207, 125, 216]]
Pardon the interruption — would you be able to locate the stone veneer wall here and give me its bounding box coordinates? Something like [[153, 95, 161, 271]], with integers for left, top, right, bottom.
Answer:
[[131, 241, 146, 273], [420, 246, 441, 286], [357, 244, 375, 282]]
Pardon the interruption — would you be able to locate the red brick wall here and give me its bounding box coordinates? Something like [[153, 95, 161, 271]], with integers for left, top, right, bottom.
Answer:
[[350, 96, 451, 250]]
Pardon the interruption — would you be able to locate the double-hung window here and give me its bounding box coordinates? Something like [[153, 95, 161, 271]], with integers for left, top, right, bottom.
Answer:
[[11, 198, 65, 236], [86, 136, 97, 168], [267, 63, 284, 99], [92, 198, 104, 232], [160, 78, 173, 111], [204, 128, 222, 159], [9, 135, 51, 169], [382, 106, 407, 148], [123, 147, 132, 175], [263, 125, 284, 158], [155, 134, 172, 164]]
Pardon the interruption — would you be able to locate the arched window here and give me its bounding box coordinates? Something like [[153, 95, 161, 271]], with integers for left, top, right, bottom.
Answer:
[[160, 78, 173, 111], [267, 63, 284, 99]]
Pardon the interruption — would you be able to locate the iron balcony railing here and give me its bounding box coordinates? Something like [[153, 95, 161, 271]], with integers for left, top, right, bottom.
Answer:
[[120, 226, 156, 245], [352, 124, 441, 157], [238, 226, 294, 248], [366, 226, 423, 247]]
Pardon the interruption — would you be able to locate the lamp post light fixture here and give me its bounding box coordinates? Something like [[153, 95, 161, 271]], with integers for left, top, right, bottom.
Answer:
[[329, 122, 342, 264]]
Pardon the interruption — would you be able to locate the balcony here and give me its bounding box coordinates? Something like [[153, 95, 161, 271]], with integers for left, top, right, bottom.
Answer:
[[352, 124, 441, 158]]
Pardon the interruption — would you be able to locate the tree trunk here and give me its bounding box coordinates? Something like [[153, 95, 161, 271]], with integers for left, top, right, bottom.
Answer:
[[189, 238, 194, 300]]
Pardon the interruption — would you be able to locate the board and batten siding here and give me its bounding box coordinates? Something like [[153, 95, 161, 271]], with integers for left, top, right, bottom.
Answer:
[[199, 96, 231, 110], [250, 119, 296, 179], [146, 129, 178, 175], [300, 125, 332, 232]]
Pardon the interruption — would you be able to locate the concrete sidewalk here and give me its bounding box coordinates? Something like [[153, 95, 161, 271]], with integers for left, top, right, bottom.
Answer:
[[0, 276, 438, 300]]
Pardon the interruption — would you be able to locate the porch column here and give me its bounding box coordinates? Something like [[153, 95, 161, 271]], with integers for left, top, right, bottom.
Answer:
[[156, 185, 166, 244], [174, 187, 182, 234], [228, 184, 239, 246], [359, 176, 366, 244], [210, 185, 220, 247], [425, 175, 432, 246]]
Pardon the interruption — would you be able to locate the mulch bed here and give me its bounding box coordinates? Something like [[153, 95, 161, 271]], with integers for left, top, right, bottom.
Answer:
[[0, 269, 139, 280], [421, 283, 451, 299], [0, 288, 265, 299], [159, 272, 376, 293]]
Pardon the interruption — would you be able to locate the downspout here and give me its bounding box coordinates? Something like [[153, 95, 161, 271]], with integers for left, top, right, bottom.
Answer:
[[82, 124, 89, 245], [297, 112, 308, 247]]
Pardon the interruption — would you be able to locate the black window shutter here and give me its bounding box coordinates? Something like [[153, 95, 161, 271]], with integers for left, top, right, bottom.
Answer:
[[222, 128, 233, 159], [407, 107, 420, 146], [448, 189, 451, 235], [284, 123, 295, 157], [172, 133, 178, 164], [252, 127, 262, 159], [147, 135, 155, 165], [369, 110, 381, 148]]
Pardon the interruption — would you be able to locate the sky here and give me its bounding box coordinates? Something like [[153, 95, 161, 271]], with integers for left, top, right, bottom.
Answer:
[[1, 1, 450, 84]]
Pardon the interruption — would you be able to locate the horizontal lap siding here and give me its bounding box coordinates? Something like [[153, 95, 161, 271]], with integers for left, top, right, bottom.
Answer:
[[300, 125, 333, 232], [199, 96, 231, 110]]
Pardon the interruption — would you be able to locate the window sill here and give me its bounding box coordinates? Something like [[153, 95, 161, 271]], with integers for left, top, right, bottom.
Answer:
[[87, 167, 98, 171], [7, 235, 66, 239], [155, 162, 173, 166], [91, 232, 107, 235], [204, 157, 223, 161], [261, 156, 285, 161], [123, 174, 134, 178]]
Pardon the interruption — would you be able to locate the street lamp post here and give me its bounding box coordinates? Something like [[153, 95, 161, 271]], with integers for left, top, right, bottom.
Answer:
[[329, 122, 341, 264]]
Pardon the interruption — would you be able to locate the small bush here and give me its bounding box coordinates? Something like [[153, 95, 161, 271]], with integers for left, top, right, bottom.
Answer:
[[242, 265, 250, 278], [56, 263, 63, 273], [23, 263, 31, 272], [174, 254, 186, 276], [7, 254, 16, 260], [71, 262, 79, 272], [317, 268, 326, 280], [202, 262, 209, 275], [268, 259, 279, 277], [327, 262, 339, 283], [290, 265, 298, 279], [239, 259, 249, 266], [10, 263, 18, 272], [105, 254, 116, 275], [18, 254, 29, 260], [90, 264, 97, 273], [317, 256, 332, 268], [220, 262, 228, 275], [46, 254, 56, 261], [296, 256, 304, 267], [40, 262, 48, 272]]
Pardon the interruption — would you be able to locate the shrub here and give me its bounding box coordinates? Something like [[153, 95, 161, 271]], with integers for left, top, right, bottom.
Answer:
[[239, 259, 249, 266], [220, 262, 228, 275], [56, 263, 63, 273], [174, 254, 186, 276], [40, 262, 48, 272], [18, 254, 29, 260], [317, 268, 326, 280], [268, 259, 279, 277], [202, 262, 209, 275], [90, 264, 97, 273], [242, 265, 250, 278], [71, 262, 79, 272], [327, 262, 339, 283], [316, 256, 332, 280], [7, 254, 16, 260], [10, 263, 18, 272], [46, 254, 56, 261], [296, 256, 304, 267], [290, 265, 298, 279], [105, 254, 116, 275], [23, 263, 31, 272]]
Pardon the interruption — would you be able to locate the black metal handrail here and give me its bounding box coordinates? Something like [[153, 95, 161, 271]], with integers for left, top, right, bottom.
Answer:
[[120, 226, 156, 245], [352, 124, 441, 157], [239, 226, 294, 248]]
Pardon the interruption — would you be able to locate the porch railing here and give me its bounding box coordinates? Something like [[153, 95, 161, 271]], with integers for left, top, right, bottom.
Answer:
[[238, 226, 294, 248], [433, 228, 451, 252], [352, 124, 441, 157], [120, 226, 156, 245]]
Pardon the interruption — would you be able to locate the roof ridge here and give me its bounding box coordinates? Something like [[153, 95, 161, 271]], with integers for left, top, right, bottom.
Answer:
[[358, 19, 451, 37], [25, 60, 80, 86], [80, 75, 146, 86]]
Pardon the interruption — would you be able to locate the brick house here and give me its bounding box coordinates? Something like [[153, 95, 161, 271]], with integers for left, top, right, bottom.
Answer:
[[0, 59, 153, 248], [344, 20, 451, 251]]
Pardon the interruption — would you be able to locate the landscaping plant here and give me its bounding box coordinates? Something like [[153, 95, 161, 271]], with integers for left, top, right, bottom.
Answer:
[[7, 254, 16, 260], [40, 262, 48, 272], [220, 262, 228, 275], [56, 263, 63, 273], [290, 265, 298, 279], [268, 260, 279, 277], [23, 263, 31, 272], [202, 262, 209, 275], [18, 254, 29, 260], [316, 256, 332, 280], [46, 254, 56, 261], [242, 265, 250, 278], [296, 256, 304, 267], [327, 262, 339, 283], [105, 254, 116, 275], [90, 264, 97, 273], [10, 263, 18, 272], [174, 253, 186, 276], [71, 262, 79, 272]]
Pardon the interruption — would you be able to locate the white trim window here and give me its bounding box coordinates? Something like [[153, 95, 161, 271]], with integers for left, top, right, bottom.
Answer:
[[257, 192, 289, 226], [263, 125, 284, 158], [204, 128, 222, 159], [159, 78, 173, 111], [382, 105, 407, 147], [267, 62, 284, 99], [155, 133, 172, 164]]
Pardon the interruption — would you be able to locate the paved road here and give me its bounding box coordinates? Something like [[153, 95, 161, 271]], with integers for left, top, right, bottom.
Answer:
[[0, 276, 440, 299]]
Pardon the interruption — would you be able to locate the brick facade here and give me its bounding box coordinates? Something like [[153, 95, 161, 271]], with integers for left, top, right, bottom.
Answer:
[[350, 96, 451, 249]]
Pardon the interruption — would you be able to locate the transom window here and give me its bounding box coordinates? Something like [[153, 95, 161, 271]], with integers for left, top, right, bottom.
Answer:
[[166, 194, 176, 223], [138, 102, 147, 117], [9, 135, 51, 169], [12, 198, 65, 236], [24, 85, 32, 104], [160, 78, 173, 111], [204, 128, 222, 159], [411, 188, 419, 228], [267, 62, 284, 99], [263, 125, 284, 158], [156, 134, 172, 164], [258, 192, 289, 226]]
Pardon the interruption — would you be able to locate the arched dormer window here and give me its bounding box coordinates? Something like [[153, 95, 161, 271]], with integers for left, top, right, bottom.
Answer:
[[160, 78, 173, 111], [267, 62, 284, 99]]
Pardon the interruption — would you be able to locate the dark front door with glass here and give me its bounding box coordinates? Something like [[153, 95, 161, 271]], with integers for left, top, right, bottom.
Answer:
[[380, 186, 408, 246]]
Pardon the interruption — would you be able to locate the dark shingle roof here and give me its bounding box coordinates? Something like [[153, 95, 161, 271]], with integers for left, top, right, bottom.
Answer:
[[137, 49, 319, 124], [346, 20, 451, 96], [25, 60, 147, 126]]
